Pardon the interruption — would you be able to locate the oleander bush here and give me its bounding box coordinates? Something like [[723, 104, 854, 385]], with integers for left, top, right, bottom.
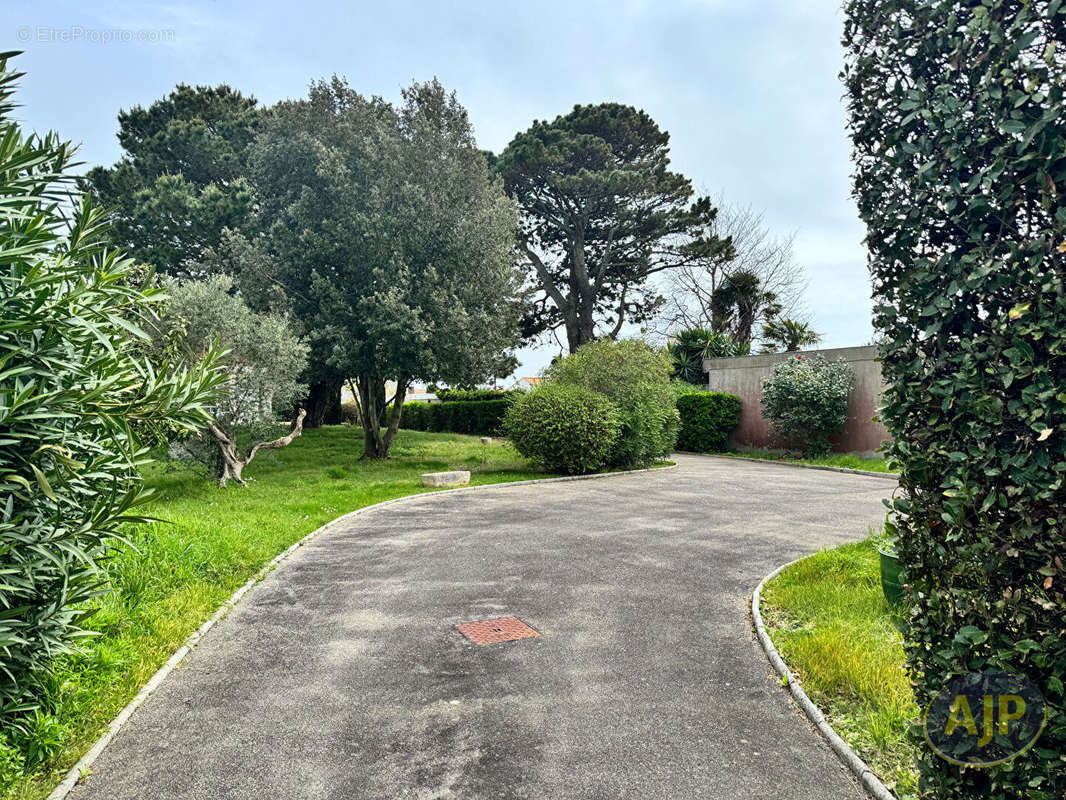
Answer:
[[401, 399, 511, 436], [843, 3, 1066, 798], [761, 355, 854, 457], [675, 391, 742, 453], [546, 339, 679, 467], [503, 384, 621, 474], [0, 54, 222, 733]]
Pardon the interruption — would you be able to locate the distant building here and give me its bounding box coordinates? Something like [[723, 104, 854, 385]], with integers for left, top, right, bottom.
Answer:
[[341, 382, 439, 405], [405, 384, 438, 402], [512, 376, 543, 391]]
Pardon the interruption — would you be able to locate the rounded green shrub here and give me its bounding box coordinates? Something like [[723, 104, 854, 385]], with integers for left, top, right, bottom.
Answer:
[[676, 391, 742, 452], [340, 402, 360, 425], [546, 339, 679, 467], [503, 384, 621, 474], [760, 355, 853, 457]]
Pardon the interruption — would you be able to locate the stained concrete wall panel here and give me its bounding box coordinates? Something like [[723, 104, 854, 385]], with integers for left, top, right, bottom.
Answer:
[[703, 345, 892, 455]]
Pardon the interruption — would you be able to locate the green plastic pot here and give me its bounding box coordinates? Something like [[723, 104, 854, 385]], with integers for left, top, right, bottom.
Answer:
[[878, 547, 904, 606]]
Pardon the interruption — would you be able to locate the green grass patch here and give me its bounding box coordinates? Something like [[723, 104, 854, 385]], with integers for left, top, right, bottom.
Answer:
[[760, 538, 919, 797], [722, 449, 895, 473], [8, 427, 555, 799]]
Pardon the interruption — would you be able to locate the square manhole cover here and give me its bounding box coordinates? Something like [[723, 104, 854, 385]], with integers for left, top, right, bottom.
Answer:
[[456, 616, 540, 646]]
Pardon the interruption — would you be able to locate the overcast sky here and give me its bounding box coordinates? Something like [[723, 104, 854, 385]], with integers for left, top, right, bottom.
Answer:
[[3, 0, 873, 378]]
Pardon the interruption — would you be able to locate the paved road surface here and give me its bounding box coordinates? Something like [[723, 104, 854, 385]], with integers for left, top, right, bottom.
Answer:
[[72, 455, 892, 800]]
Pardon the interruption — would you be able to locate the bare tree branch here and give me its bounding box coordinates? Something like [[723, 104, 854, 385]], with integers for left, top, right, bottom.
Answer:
[[216, 408, 306, 488], [654, 199, 809, 339], [245, 408, 307, 466]]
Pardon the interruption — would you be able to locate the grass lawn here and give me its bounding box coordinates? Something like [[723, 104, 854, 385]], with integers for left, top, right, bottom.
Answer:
[[9, 427, 559, 799], [720, 449, 896, 473], [759, 538, 920, 798]]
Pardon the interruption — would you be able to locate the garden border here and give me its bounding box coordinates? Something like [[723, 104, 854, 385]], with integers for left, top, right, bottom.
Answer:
[[752, 556, 897, 800], [47, 462, 677, 800], [679, 451, 898, 480]]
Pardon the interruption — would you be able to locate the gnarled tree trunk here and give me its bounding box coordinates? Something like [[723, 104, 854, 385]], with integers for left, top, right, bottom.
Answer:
[[357, 374, 409, 460], [208, 409, 307, 488], [303, 380, 342, 428]]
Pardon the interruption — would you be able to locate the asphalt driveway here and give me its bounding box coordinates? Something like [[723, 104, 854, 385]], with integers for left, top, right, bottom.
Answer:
[[71, 455, 892, 800]]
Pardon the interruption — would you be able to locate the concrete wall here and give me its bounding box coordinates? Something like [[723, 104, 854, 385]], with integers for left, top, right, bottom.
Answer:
[[703, 345, 891, 455]]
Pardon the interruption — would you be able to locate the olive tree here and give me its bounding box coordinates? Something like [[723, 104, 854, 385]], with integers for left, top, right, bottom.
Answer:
[[153, 275, 309, 486]]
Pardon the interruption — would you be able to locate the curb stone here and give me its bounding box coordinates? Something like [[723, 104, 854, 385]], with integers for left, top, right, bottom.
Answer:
[[678, 451, 899, 481], [752, 556, 898, 800], [47, 462, 677, 800]]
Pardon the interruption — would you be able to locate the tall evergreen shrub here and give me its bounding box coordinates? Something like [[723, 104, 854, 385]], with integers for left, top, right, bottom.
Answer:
[[843, 4, 1066, 797]]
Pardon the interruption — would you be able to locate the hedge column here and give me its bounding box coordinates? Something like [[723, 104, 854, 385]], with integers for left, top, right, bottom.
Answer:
[[843, 3, 1065, 799]]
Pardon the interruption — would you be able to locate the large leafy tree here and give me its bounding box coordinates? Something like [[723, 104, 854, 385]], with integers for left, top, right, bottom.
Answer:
[[844, 3, 1065, 798], [495, 103, 733, 352], [0, 54, 224, 722], [86, 84, 260, 276], [250, 77, 522, 458]]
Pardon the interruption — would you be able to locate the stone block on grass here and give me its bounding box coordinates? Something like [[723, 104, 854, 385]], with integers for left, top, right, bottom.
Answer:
[[421, 470, 471, 488]]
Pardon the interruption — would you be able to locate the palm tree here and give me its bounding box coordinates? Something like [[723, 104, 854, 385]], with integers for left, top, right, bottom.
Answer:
[[709, 270, 782, 346], [667, 327, 750, 384], [760, 318, 822, 353]]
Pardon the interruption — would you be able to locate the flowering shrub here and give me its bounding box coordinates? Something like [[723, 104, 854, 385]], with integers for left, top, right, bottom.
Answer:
[[760, 355, 854, 456]]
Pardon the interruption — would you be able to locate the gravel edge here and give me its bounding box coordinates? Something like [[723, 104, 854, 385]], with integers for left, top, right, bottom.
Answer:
[[47, 462, 678, 800], [752, 557, 898, 800], [679, 451, 899, 480]]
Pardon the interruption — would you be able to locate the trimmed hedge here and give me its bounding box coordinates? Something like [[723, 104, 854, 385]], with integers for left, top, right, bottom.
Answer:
[[401, 399, 510, 436], [676, 392, 741, 453], [433, 388, 520, 403], [503, 384, 621, 474]]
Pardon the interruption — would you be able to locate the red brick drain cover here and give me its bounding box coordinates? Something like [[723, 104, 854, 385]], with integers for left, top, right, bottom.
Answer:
[[456, 616, 540, 645]]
